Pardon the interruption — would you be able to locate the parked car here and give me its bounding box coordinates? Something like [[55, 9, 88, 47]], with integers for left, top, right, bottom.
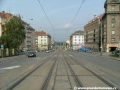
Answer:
[[78, 48, 85, 52], [111, 50, 120, 55], [27, 51, 36, 57], [85, 48, 92, 53], [45, 50, 49, 53]]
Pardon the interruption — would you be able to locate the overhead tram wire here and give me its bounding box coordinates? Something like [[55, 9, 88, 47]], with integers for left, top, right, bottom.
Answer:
[[66, 0, 86, 33], [37, 0, 55, 37]]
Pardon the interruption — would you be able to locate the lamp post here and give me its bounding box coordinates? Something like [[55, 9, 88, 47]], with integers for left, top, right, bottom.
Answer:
[[100, 19, 103, 56]]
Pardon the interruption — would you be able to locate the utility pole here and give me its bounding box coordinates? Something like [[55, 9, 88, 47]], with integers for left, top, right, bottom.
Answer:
[[100, 20, 103, 56], [118, 22, 120, 58]]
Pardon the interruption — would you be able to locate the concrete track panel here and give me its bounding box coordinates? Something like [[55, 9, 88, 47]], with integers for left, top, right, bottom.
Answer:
[[11, 61, 55, 90]]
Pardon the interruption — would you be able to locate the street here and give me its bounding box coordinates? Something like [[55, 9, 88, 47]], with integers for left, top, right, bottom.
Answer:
[[0, 48, 120, 90]]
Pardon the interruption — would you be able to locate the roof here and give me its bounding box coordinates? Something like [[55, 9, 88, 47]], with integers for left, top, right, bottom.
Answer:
[[70, 30, 84, 36], [0, 11, 12, 19], [89, 14, 104, 23], [84, 13, 104, 27], [35, 31, 47, 35]]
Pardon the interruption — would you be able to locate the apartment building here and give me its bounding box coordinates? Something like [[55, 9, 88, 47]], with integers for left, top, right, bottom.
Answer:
[[0, 11, 35, 50], [0, 11, 12, 37], [70, 30, 84, 50], [102, 0, 120, 52], [35, 31, 52, 51], [84, 14, 103, 52], [20, 23, 35, 50]]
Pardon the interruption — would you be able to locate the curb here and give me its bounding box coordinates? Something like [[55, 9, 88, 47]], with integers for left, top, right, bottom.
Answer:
[[0, 55, 27, 62], [80, 52, 120, 61]]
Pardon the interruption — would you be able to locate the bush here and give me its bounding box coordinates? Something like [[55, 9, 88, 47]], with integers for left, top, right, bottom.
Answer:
[[110, 54, 119, 58]]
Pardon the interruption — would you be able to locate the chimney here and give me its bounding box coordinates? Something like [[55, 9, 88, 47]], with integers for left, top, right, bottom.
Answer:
[[2, 11, 5, 14]]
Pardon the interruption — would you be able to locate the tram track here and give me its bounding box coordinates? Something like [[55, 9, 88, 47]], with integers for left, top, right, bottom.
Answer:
[[2, 52, 58, 90], [62, 54, 83, 88], [2, 49, 119, 90], [40, 52, 59, 90], [65, 52, 120, 90]]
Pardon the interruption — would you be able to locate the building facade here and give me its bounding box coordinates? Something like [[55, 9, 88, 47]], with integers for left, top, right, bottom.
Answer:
[[102, 0, 120, 52], [70, 30, 84, 50], [20, 23, 35, 50], [84, 14, 103, 52], [0, 11, 36, 50], [0, 11, 12, 37], [35, 31, 52, 51]]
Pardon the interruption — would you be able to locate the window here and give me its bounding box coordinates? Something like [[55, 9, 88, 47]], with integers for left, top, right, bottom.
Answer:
[[112, 15, 115, 20], [111, 5, 115, 11], [112, 23, 115, 27], [112, 31, 115, 34], [44, 36, 46, 38], [111, 38, 115, 42]]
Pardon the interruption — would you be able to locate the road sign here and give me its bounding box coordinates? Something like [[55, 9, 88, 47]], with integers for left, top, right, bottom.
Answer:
[[1, 45, 4, 49]]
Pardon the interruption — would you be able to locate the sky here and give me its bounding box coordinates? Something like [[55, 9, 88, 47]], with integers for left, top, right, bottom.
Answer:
[[0, 0, 105, 42]]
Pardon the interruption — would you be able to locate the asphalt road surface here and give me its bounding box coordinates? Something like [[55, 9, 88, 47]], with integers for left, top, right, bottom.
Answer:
[[0, 49, 120, 90]]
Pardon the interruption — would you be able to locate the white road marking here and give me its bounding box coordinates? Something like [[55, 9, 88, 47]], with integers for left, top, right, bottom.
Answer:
[[1, 65, 20, 70], [11, 61, 18, 64]]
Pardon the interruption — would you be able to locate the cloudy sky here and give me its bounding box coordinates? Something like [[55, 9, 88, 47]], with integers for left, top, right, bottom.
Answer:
[[0, 0, 105, 42]]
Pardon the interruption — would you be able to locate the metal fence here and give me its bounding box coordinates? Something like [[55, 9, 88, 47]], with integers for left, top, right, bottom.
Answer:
[[0, 49, 25, 58]]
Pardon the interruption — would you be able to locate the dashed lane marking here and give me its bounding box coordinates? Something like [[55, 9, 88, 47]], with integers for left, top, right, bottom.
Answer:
[[0, 65, 20, 70]]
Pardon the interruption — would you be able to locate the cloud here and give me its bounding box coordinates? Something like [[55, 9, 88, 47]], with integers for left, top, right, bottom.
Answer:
[[63, 23, 74, 29]]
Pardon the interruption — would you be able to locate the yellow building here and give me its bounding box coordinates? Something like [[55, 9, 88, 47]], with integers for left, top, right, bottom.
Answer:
[[35, 31, 51, 51]]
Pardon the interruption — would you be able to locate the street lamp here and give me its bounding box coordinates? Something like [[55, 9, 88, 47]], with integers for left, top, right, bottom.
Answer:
[[100, 19, 103, 56]]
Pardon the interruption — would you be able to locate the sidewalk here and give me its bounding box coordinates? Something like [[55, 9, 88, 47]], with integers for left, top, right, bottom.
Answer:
[[86, 52, 120, 61], [0, 55, 27, 62]]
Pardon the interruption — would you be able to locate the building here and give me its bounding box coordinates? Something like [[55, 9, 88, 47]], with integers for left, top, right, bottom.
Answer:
[[35, 31, 52, 51], [102, 0, 120, 52], [0, 11, 12, 37], [20, 23, 36, 50], [0, 11, 35, 50], [70, 30, 84, 50], [84, 14, 104, 52]]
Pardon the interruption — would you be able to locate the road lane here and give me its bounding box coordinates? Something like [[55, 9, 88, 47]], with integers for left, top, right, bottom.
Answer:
[[0, 51, 54, 89]]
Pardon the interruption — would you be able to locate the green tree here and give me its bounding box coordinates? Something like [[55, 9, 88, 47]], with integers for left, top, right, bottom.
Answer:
[[0, 16, 25, 49]]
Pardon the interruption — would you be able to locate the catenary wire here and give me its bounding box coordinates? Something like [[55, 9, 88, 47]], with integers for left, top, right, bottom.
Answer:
[[37, 0, 55, 32], [66, 0, 86, 32]]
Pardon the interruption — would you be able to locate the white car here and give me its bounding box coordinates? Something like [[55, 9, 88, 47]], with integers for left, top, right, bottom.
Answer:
[[46, 50, 49, 53]]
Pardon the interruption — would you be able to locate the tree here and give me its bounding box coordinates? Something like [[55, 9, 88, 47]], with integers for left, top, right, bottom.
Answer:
[[0, 16, 25, 49]]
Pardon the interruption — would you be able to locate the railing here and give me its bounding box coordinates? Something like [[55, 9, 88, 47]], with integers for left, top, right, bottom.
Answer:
[[0, 49, 21, 58]]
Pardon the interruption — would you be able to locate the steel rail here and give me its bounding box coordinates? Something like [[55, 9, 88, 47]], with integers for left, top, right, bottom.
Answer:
[[40, 52, 59, 90], [62, 53, 83, 87], [6, 53, 56, 90], [62, 54, 73, 89], [52, 55, 59, 90], [68, 54, 120, 90]]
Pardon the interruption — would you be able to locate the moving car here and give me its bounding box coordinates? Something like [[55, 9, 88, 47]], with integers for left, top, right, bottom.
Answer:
[[45, 50, 49, 53], [27, 51, 36, 57]]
